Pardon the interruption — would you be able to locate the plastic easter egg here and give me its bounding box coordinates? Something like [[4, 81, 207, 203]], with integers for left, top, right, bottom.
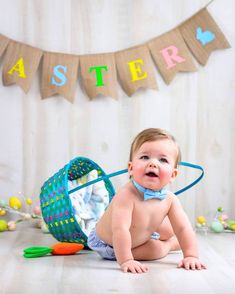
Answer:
[[197, 216, 206, 225], [23, 213, 31, 220], [230, 224, 235, 231], [196, 223, 202, 228], [9, 196, 21, 209], [0, 220, 8, 232], [33, 206, 41, 216], [218, 214, 229, 221], [210, 220, 224, 233], [0, 199, 7, 207], [227, 220, 235, 227], [0, 208, 6, 216], [26, 198, 33, 205], [8, 221, 16, 231]]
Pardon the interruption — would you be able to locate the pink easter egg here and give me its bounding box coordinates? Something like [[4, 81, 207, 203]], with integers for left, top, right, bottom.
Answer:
[[33, 206, 41, 216], [220, 214, 229, 221], [8, 221, 16, 231]]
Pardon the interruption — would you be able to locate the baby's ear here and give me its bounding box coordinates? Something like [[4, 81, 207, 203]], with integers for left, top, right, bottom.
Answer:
[[170, 168, 178, 183], [128, 161, 133, 176]]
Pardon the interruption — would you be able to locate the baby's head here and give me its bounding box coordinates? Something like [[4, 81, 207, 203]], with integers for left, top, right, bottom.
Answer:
[[129, 128, 181, 167]]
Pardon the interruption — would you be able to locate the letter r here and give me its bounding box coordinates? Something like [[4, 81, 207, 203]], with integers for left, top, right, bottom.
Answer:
[[160, 45, 185, 69]]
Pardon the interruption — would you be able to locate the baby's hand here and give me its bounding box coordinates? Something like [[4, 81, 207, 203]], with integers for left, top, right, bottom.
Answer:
[[121, 259, 149, 273], [177, 257, 207, 270]]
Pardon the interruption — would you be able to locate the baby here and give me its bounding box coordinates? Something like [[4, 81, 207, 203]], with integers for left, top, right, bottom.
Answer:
[[88, 128, 206, 273]]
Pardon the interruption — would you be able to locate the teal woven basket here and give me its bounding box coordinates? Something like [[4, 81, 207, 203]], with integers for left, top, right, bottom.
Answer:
[[40, 158, 204, 247], [39, 157, 122, 247]]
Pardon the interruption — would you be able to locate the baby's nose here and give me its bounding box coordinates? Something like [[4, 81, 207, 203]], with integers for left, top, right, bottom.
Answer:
[[149, 159, 158, 167]]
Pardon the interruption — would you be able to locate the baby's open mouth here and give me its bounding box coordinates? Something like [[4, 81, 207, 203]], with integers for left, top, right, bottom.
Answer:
[[146, 172, 158, 177]]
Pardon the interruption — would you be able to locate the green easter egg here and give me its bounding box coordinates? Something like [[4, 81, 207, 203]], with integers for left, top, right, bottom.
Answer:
[[210, 220, 224, 233], [0, 220, 8, 232], [228, 220, 235, 227], [0, 199, 6, 207]]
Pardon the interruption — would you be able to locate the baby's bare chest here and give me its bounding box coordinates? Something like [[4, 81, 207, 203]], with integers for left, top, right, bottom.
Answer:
[[131, 200, 170, 230]]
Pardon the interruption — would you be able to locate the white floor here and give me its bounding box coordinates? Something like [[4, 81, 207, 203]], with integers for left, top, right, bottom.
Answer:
[[0, 223, 235, 294]]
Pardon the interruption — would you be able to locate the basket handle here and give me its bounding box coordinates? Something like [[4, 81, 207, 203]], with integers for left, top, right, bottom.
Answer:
[[68, 168, 127, 195], [174, 162, 204, 195], [68, 161, 204, 196]]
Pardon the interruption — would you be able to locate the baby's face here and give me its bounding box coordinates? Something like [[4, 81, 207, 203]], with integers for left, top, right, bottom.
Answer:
[[128, 139, 178, 190]]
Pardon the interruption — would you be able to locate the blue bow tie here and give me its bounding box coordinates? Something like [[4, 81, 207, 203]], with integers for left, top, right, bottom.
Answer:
[[132, 180, 167, 201]]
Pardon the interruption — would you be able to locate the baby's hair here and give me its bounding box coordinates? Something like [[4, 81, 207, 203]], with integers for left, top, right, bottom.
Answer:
[[129, 128, 181, 166]]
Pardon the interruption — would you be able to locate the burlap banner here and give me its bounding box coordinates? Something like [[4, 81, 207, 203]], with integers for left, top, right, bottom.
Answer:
[[148, 28, 197, 84], [0, 5, 231, 102], [79, 53, 117, 99], [180, 8, 230, 65], [2, 41, 42, 93], [116, 45, 158, 96], [0, 34, 9, 57], [41, 52, 79, 102]]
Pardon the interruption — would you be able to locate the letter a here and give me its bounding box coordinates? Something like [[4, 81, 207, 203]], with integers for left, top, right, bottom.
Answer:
[[8, 57, 27, 78]]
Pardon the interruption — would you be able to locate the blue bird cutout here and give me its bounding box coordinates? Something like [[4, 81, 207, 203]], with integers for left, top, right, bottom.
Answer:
[[196, 27, 215, 46]]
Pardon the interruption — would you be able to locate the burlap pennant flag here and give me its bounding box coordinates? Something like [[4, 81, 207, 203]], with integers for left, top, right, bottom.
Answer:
[[79, 53, 117, 99], [41, 52, 79, 102], [180, 8, 231, 65], [115, 45, 157, 96], [0, 34, 9, 57], [2, 41, 42, 93], [148, 28, 197, 84]]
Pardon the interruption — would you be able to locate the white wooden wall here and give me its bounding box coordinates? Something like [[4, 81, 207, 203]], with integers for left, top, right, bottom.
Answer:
[[0, 0, 234, 223]]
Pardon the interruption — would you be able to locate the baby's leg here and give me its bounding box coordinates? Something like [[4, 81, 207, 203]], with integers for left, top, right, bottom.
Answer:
[[157, 216, 175, 240], [156, 217, 181, 251], [132, 237, 179, 261]]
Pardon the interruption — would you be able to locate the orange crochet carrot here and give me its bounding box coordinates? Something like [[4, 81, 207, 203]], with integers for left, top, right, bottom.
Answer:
[[51, 242, 84, 255]]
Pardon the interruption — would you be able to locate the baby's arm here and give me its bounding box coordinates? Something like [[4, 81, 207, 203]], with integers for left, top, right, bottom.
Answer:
[[111, 192, 148, 273], [168, 196, 207, 270]]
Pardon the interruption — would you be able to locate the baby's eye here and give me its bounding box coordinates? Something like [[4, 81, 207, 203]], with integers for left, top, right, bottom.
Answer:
[[140, 155, 149, 160], [159, 158, 168, 163]]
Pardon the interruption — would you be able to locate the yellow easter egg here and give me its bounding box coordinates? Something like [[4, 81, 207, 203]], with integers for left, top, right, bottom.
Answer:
[[9, 196, 21, 210], [26, 198, 33, 205], [196, 216, 206, 225], [230, 224, 235, 231], [0, 209, 6, 216]]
